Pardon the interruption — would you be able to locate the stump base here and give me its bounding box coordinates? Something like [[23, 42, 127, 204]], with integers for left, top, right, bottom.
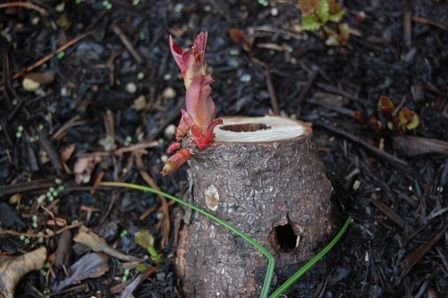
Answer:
[[175, 116, 336, 297]]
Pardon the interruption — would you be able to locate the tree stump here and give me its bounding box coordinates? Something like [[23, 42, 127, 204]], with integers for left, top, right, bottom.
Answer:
[[175, 116, 336, 297]]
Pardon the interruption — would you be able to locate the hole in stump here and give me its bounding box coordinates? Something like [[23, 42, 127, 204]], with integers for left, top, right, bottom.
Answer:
[[270, 224, 297, 253], [220, 123, 271, 132]]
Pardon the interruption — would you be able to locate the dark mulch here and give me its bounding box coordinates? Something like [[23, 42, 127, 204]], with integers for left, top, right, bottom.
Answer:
[[0, 0, 447, 297]]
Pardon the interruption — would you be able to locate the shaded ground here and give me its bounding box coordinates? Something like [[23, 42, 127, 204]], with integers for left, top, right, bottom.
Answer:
[[0, 0, 447, 297]]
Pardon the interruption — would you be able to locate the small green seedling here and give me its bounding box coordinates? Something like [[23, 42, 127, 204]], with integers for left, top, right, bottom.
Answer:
[[376, 95, 420, 133], [135, 230, 162, 263], [299, 0, 349, 46]]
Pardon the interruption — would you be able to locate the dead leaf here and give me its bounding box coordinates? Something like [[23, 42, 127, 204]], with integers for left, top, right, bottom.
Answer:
[[73, 154, 102, 184], [52, 252, 109, 292], [54, 230, 72, 268], [0, 247, 47, 298], [74, 226, 140, 262]]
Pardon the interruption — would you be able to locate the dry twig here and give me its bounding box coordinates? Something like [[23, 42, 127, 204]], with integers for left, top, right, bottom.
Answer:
[[12, 31, 94, 80], [0, 1, 48, 16]]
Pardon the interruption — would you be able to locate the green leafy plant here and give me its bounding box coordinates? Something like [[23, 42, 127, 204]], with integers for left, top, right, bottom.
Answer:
[[299, 0, 349, 46], [100, 181, 352, 298], [375, 95, 420, 133]]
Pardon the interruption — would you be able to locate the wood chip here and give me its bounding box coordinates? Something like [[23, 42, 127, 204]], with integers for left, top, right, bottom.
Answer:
[[394, 136, 448, 156], [400, 225, 448, 280], [371, 196, 406, 229]]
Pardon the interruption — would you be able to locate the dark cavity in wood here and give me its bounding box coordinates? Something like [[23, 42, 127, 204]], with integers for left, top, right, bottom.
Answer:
[[220, 123, 271, 133]]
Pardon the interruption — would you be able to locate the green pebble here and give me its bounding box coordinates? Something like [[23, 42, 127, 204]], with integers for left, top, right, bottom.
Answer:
[[57, 51, 65, 60], [55, 2, 65, 12], [137, 72, 145, 80], [229, 49, 239, 56], [258, 0, 269, 7]]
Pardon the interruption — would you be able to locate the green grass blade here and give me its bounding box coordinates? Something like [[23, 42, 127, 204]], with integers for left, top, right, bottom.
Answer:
[[269, 216, 353, 298], [100, 181, 351, 298], [100, 181, 275, 298]]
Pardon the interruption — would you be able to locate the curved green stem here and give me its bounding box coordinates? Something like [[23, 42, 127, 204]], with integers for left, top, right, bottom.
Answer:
[[100, 181, 351, 298], [100, 181, 275, 298]]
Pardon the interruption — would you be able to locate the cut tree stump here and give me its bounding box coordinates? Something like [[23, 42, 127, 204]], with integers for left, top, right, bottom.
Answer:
[[175, 116, 337, 297]]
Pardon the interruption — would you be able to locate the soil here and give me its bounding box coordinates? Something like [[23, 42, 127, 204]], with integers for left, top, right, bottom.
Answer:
[[0, 0, 447, 297]]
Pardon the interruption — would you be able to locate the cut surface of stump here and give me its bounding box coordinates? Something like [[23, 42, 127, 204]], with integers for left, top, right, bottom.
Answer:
[[175, 116, 336, 297]]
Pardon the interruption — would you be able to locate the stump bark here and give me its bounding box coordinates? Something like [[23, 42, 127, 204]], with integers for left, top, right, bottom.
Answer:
[[175, 116, 336, 297]]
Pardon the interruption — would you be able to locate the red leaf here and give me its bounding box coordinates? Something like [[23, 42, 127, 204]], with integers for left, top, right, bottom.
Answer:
[[378, 95, 395, 115]]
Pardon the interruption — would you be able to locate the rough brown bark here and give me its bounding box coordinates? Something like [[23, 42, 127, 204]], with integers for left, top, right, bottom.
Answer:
[[175, 116, 336, 297]]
